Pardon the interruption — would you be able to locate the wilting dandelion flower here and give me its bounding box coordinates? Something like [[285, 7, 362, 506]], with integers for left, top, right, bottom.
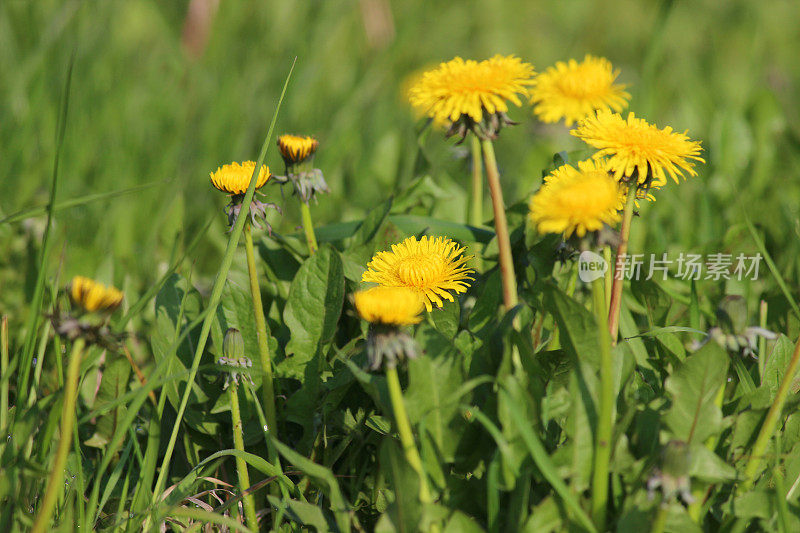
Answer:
[[408, 55, 535, 139], [209, 161, 271, 195], [571, 110, 704, 187], [530, 159, 624, 237], [530, 55, 630, 126], [354, 286, 424, 326], [68, 275, 123, 313], [277, 134, 319, 166], [362, 236, 474, 312]]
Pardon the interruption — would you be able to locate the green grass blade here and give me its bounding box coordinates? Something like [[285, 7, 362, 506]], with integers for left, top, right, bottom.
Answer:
[[149, 57, 296, 509], [499, 384, 597, 533], [16, 50, 74, 399]]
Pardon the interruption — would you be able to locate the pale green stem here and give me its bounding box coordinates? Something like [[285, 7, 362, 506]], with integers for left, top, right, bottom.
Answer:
[[300, 201, 318, 255], [759, 300, 768, 383], [469, 135, 484, 272], [590, 274, 614, 528], [469, 135, 483, 227], [31, 338, 85, 533], [480, 138, 518, 310], [244, 222, 277, 435], [229, 382, 259, 531], [608, 184, 638, 345], [1, 316, 8, 434], [741, 332, 800, 490], [603, 245, 613, 312], [650, 505, 668, 533], [385, 366, 432, 505]]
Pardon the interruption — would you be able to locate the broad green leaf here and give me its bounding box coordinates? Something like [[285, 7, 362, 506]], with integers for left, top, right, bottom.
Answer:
[[663, 342, 729, 444], [763, 334, 794, 398], [280, 244, 345, 379], [405, 325, 465, 461], [544, 283, 601, 369], [688, 444, 736, 483]]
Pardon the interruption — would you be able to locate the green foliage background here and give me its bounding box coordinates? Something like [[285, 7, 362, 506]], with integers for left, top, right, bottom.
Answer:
[[4, 1, 800, 531]]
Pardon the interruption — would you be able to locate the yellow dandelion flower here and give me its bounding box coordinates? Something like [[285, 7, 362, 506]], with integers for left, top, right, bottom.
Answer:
[[209, 161, 271, 195], [68, 275, 123, 313], [362, 236, 474, 312], [408, 55, 536, 125], [571, 110, 704, 186], [353, 286, 424, 326], [530, 55, 631, 126], [277, 134, 319, 165], [530, 159, 624, 237]]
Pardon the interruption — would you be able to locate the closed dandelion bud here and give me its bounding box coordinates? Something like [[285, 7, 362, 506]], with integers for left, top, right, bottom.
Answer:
[[716, 295, 748, 336], [698, 295, 777, 357], [223, 328, 245, 361], [647, 440, 694, 506]]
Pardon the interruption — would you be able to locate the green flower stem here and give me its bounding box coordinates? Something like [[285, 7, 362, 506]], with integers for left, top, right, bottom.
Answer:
[[469, 135, 484, 271], [385, 365, 432, 505], [31, 338, 85, 533], [759, 300, 768, 382], [244, 221, 277, 436], [741, 332, 800, 490], [590, 274, 614, 528], [603, 245, 613, 312], [469, 135, 484, 227], [229, 382, 259, 531], [300, 201, 319, 255], [149, 58, 294, 512], [608, 183, 638, 344], [1, 316, 8, 434], [480, 137, 518, 310], [650, 505, 668, 533]]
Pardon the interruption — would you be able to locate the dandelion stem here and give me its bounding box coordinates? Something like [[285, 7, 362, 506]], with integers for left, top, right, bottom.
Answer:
[[741, 331, 800, 490], [229, 382, 259, 531], [299, 201, 319, 255], [1, 316, 8, 434], [385, 365, 433, 505], [590, 274, 614, 528], [244, 221, 277, 436], [650, 504, 669, 533], [31, 338, 85, 533], [608, 183, 638, 344], [480, 137, 518, 310], [469, 135, 484, 271], [469, 135, 484, 227], [603, 245, 613, 312]]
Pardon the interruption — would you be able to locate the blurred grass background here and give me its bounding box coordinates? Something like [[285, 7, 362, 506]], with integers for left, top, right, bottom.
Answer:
[[2, 0, 800, 313]]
